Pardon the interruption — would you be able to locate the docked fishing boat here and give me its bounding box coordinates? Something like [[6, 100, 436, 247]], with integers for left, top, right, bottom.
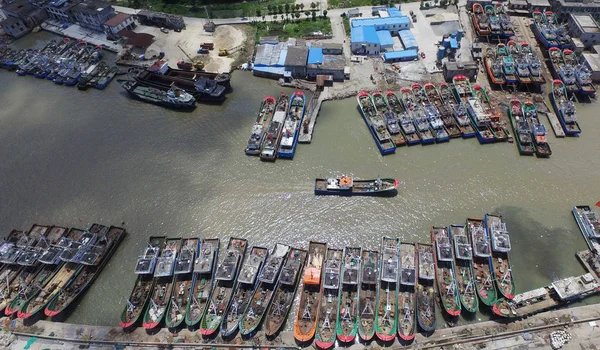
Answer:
[[146, 60, 232, 89], [496, 43, 516, 83], [185, 238, 220, 328], [375, 91, 406, 147], [532, 11, 559, 49], [245, 96, 276, 155], [278, 91, 306, 158], [118, 80, 196, 110], [521, 42, 546, 85], [493, 273, 599, 318], [440, 83, 475, 138], [45, 226, 125, 317], [260, 94, 288, 161], [559, 49, 580, 94], [294, 241, 326, 343], [357, 91, 396, 154], [473, 85, 507, 141], [15, 224, 50, 267], [449, 224, 478, 313], [400, 87, 434, 144], [398, 242, 416, 341], [573, 206, 600, 254], [425, 83, 460, 138], [431, 227, 461, 316], [486, 4, 501, 35], [416, 243, 435, 332], [496, 3, 514, 37], [264, 247, 307, 337], [485, 214, 515, 300], [466, 94, 495, 144], [375, 237, 398, 342], [357, 249, 379, 341], [95, 66, 119, 89], [386, 91, 419, 145], [522, 101, 551, 157], [575, 64, 596, 95], [314, 175, 398, 197], [77, 63, 99, 90], [164, 238, 199, 328], [199, 237, 247, 336], [467, 218, 497, 307], [485, 48, 505, 86], [424, 103, 449, 142], [0, 230, 27, 264], [120, 236, 165, 328], [314, 247, 342, 349], [142, 237, 182, 329], [508, 99, 536, 156], [0, 265, 24, 312], [240, 244, 290, 336], [221, 246, 268, 336], [336, 247, 361, 343], [59, 227, 99, 263], [514, 43, 532, 84], [551, 80, 581, 135], [472, 3, 491, 36]]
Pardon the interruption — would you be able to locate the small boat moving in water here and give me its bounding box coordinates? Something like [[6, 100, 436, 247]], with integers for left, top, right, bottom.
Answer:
[[314, 175, 398, 197]]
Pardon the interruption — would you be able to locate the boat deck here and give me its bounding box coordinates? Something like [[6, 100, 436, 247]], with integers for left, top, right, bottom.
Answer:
[[298, 89, 324, 144]]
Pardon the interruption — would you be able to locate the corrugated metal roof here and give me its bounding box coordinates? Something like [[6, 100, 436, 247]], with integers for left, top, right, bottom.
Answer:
[[376, 30, 394, 47], [399, 30, 418, 50], [351, 16, 409, 28], [387, 8, 403, 17], [308, 48, 323, 65], [252, 66, 287, 75], [351, 26, 379, 44], [383, 49, 419, 61], [254, 43, 287, 67]]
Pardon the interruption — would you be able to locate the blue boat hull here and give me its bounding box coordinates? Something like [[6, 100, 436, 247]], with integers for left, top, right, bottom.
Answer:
[[278, 93, 306, 159], [418, 132, 435, 145], [474, 125, 496, 144], [433, 128, 450, 143], [551, 94, 581, 135], [64, 78, 79, 86], [461, 129, 477, 138], [359, 107, 396, 155], [406, 137, 421, 145], [533, 22, 559, 49]]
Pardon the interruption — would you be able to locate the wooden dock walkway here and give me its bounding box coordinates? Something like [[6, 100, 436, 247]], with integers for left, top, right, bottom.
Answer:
[[577, 250, 600, 283], [541, 101, 565, 137], [298, 88, 326, 144]]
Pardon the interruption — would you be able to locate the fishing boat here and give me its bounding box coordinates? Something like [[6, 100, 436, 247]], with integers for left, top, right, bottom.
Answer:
[[425, 83, 459, 138], [95, 66, 118, 89], [314, 175, 398, 197], [431, 227, 461, 316], [45, 226, 125, 317], [521, 42, 546, 85], [374, 91, 406, 147], [522, 101, 551, 157], [467, 218, 497, 307], [575, 64, 596, 95], [142, 237, 182, 329], [473, 84, 507, 142], [559, 49, 580, 94], [164, 237, 199, 328], [466, 94, 495, 144], [508, 99, 536, 156], [245, 96, 276, 155], [14, 224, 49, 267], [132, 67, 226, 102], [356, 91, 396, 154], [120, 236, 166, 328], [0, 265, 24, 312], [514, 43, 532, 84], [145, 60, 232, 89], [496, 3, 514, 37], [493, 273, 599, 318], [336, 247, 361, 343], [220, 246, 268, 337], [452, 75, 473, 102], [386, 91, 420, 145], [185, 238, 220, 328], [398, 242, 416, 341], [240, 244, 290, 336], [484, 48, 505, 86], [573, 206, 600, 254], [400, 87, 434, 144], [264, 247, 307, 337], [314, 247, 342, 349], [532, 11, 559, 49], [551, 80, 581, 135], [77, 63, 99, 90], [416, 243, 435, 333], [449, 224, 478, 313], [118, 80, 196, 110], [472, 3, 491, 36], [375, 237, 398, 342], [278, 91, 306, 158], [356, 249, 380, 342], [485, 214, 515, 300], [260, 94, 288, 161], [199, 237, 248, 336], [0, 265, 38, 313], [0, 230, 27, 264], [293, 241, 326, 343], [486, 4, 501, 35], [440, 83, 475, 138], [496, 43, 517, 83]]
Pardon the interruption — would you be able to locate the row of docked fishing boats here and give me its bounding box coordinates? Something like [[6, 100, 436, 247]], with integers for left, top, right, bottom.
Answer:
[[491, 205, 600, 319], [472, 2, 514, 38], [507, 99, 551, 157], [485, 41, 545, 86], [548, 47, 596, 96], [532, 11, 570, 50], [0, 38, 120, 90], [244, 91, 306, 161], [0, 223, 124, 320]]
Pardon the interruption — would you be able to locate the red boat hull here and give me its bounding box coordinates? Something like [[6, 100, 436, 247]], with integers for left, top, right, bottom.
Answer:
[[315, 340, 334, 349], [4, 306, 17, 316], [399, 333, 416, 341], [143, 321, 159, 329], [44, 308, 60, 317], [120, 320, 135, 328], [337, 334, 354, 343], [199, 327, 216, 336], [376, 331, 395, 342], [492, 304, 504, 317], [17, 311, 32, 319]]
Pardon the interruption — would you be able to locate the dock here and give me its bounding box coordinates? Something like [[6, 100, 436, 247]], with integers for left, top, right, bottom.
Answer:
[[540, 101, 565, 137], [577, 250, 600, 283], [298, 88, 326, 144]]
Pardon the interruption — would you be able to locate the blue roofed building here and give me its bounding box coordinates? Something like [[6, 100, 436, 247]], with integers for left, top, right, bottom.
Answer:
[[383, 49, 419, 62], [351, 26, 380, 55], [376, 30, 394, 51], [351, 15, 410, 35], [253, 42, 290, 79], [387, 7, 403, 18], [308, 48, 323, 65], [398, 29, 418, 50]]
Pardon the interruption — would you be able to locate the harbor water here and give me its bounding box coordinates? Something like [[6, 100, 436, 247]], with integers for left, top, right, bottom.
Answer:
[[1, 32, 600, 329]]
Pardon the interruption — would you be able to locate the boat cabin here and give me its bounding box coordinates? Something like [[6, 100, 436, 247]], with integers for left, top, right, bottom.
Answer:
[[583, 210, 600, 238], [0, 247, 22, 264], [467, 98, 491, 126], [436, 236, 453, 262], [260, 245, 289, 284], [17, 248, 40, 266], [327, 176, 353, 190], [323, 250, 341, 289], [135, 244, 161, 274], [453, 235, 473, 260], [174, 243, 195, 274], [552, 273, 598, 301], [59, 231, 97, 263], [418, 248, 434, 280], [491, 224, 512, 253], [471, 226, 491, 258], [154, 246, 178, 277], [238, 251, 264, 284], [194, 241, 216, 274], [361, 251, 378, 285], [342, 252, 360, 285], [381, 254, 398, 283], [279, 252, 302, 286], [215, 250, 240, 281]]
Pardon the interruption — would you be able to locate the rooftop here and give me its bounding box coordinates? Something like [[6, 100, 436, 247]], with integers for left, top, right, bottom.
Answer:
[[308, 48, 323, 65], [572, 14, 600, 33], [398, 29, 418, 49], [376, 30, 394, 47], [2, 0, 35, 15], [119, 30, 154, 48], [351, 26, 379, 44], [571, 37, 585, 48], [43, 0, 82, 10], [312, 42, 343, 50], [73, 0, 112, 14], [0, 17, 23, 27], [582, 52, 600, 71], [254, 42, 288, 67], [384, 49, 418, 60], [104, 12, 131, 27], [387, 7, 403, 17], [351, 16, 410, 28], [556, 0, 600, 8], [284, 46, 308, 67], [445, 61, 479, 70], [527, 0, 550, 7], [307, 55, 345, 71]]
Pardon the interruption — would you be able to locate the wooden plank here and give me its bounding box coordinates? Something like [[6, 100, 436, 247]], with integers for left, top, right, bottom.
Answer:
[[543, 112, 566, 138]]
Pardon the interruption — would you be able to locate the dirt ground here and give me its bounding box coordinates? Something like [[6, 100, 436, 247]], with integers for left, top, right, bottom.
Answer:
[[134, 23, 247, 73]]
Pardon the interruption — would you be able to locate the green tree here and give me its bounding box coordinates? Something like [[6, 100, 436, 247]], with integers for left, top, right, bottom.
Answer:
[[278, 5, 283, 14], [295, 12, 300, 19], [300, 3, 305, 10], [267, 5, 272, 13], [262, 15, 266, 21], [305, 10, 311, 19], [311, 11, 316, 20], [296, 4, 300, 11], [425, 2, 430, 7], [434, 0, 439, 5], [285, 3, 290, 13], [310, 2, 316, 9], [323, 9, 328, 17], [440, 0, 446, 5], [256, 9, 261, 18]]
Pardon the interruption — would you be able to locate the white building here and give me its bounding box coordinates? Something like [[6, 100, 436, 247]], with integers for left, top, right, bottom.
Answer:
[[568, 14, 600, 49], [350, 26, 380, 55]]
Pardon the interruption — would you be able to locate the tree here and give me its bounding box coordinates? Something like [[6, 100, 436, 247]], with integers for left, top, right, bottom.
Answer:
[[262, 15, 266, 21], [267, 4, 272, 13], [434, 0, 439, 5], [285, 3, 290, 13], [296, 4, 300, 11], [278, 5, 283, 14], [310, 2, 316, 9], [256, 9, 261, 18], [440, 0, 447, 5], [323, 9, 328, 17], [295, 12, 300, 19], [300, 3, 305, 10], [305, 10, 311, 19], [425, 2, 430, 7], [311, 11, 316, 21]]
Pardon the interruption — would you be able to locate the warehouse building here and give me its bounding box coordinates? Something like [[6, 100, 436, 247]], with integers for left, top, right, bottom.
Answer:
[[581, 53, 600, 83], [376, 30, 394, 51], [284, 45, 309, 78], [351, 26, 380, 55], [351, 15, 410, 35], [307, 54, 346, 81], [443, 61, 479, 82], [398, 30, 418, 50], [568, 14, 600, 49], [383, 49, 419, 62], [253, 42, 288, 79]]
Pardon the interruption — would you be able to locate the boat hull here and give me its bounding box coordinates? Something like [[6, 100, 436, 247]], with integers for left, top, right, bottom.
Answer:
[[551, 91, 581, 136], [278, 92, 306, 159], [357, 94, 396, 155]]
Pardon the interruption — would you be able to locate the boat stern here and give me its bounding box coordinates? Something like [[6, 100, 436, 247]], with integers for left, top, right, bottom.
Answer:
[[337, 333, 355, 343], [375, 331, 395, 342], [398, 332, 416, 341], [44, 308, 61, 317], [315, 339, 335, 349], [143, 321, 160, 329]]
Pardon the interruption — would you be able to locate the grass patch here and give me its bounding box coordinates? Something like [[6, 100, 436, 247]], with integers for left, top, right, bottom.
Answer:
[[253, 17, 332, 41], [328, 0, 421, 9], [343, 16, 350, 36], [119, 0, 295, 18]]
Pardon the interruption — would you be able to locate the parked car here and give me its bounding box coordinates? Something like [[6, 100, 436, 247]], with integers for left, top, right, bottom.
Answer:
[[174, 28, 181, 32], [241, 17, 248, 21], [160, 27, 169, 33]]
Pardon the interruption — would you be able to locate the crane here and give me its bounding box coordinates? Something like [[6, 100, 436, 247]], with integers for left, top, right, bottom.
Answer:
[[177, 45, 204, 70]]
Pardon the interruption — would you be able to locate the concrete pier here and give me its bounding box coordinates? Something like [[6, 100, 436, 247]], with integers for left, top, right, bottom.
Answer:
[[298, 88, 326, 144]]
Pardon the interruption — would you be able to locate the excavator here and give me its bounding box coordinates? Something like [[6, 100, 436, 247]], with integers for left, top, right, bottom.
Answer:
[[177, 45, 205, 70], [218, 45, 243, 57]]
